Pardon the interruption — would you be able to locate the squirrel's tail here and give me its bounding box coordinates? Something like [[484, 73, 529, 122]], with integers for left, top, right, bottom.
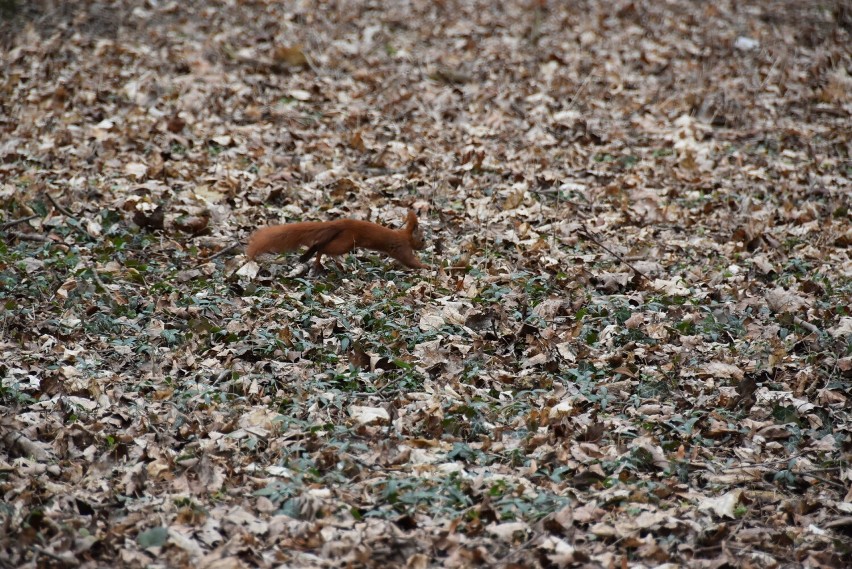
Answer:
[[246, 223, 340, 260]]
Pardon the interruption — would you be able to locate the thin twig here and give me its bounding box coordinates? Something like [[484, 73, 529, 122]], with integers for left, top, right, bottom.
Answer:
[[799, 472, 846, 491], [720, 453, 803, 468], [45, 192, 90, 239], [793, 315, 821, 336], [496, 530, 544, 565], [578, 227, 649, 282], [31, 545, 77, 566], [204, 242, 241, 261], [9, 231, 51, 243], [45, 193, 118, 303], [89, 265, 114, 297], [0, 214, 38, 231], [566, 69, 595, 112], [45, 192, 74, 217]]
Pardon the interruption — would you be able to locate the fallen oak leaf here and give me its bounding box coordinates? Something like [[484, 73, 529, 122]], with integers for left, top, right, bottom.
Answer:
[[698, 489, 743, 519]]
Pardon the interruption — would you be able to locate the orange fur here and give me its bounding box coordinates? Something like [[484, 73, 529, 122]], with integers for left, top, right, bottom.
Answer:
[[246, 211, 428, 271]]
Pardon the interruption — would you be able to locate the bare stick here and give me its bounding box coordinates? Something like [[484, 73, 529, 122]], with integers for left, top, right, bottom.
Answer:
[[0, 214, 38, 231], [45, 193, 90, 239], [793, 315, 821, 336], [31, 545, 77, 565], [45, 192, 74, 217], [89, 264, 110, 292], [9, 231, 51, 243], [204, 242, 241, 261], [578, 227, 649, 282], [44, 193, 119, 303]]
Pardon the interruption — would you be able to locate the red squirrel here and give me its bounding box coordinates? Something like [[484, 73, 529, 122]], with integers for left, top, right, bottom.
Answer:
[[246, 210, 428, 271]]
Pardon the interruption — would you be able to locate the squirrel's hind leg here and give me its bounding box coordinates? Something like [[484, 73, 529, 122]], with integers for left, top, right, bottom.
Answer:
[[312, 253, 326, 274]]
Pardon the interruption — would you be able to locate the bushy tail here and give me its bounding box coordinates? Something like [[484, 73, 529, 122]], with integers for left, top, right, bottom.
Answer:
[[246, 224, 341, 260]]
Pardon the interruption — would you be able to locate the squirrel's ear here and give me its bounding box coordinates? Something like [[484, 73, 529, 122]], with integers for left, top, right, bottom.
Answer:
[[405, 210, 418, 231]]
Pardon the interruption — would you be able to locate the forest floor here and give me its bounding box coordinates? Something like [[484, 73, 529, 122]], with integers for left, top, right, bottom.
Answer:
[[1, 1, 850, 567]]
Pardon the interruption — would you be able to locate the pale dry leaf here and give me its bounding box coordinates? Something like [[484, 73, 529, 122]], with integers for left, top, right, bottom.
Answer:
[[225, 506, 268, 535], [589, 522, 617, 537], [698, 489, 743, 519], [652, 278, 690, 296], [548, 400, 574, 418], [168, 527, 204, 557], [521, 352, 549, 368], [439, 301, 468, 325], [486, 521, 529, 541], [540, 536, 577, 567], [236, 260, 259, 278], [700, 362, 744, 381], [412, 339, 445, 367], [829, 317, 852, 338], [766, 287, 808, 313], [532, 298, 564, 321], [145, 319, 165, 339], [555, 342, 576, 362], [624, 312, 644, 329], [124, 162, 148, 179], [634, 509, 669, 529], [290, 89, 312, 101], [418, 312, 445, 331], [349, 406, 390, 425]]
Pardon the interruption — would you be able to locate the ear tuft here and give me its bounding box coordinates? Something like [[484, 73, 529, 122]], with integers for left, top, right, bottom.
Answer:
[[405, 210, 418, 231]]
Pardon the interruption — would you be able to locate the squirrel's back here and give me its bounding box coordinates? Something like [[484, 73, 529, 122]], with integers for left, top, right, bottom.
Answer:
[[246, 221, 343, 260], [245, 211, 427, 269]]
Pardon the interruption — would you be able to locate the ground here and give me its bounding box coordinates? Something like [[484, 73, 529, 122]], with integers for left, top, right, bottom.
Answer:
[[1, 0, 850, 567]]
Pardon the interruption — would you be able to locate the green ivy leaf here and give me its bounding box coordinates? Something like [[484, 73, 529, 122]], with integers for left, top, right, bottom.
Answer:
[[137, 526, 168, 548]]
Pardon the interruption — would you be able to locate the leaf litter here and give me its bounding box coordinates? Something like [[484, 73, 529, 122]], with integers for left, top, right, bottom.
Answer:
[[0, 0, 850, 567]]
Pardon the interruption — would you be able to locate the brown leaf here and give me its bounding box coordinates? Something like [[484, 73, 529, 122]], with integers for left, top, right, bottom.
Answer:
[[273, 45, 309, 68]]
